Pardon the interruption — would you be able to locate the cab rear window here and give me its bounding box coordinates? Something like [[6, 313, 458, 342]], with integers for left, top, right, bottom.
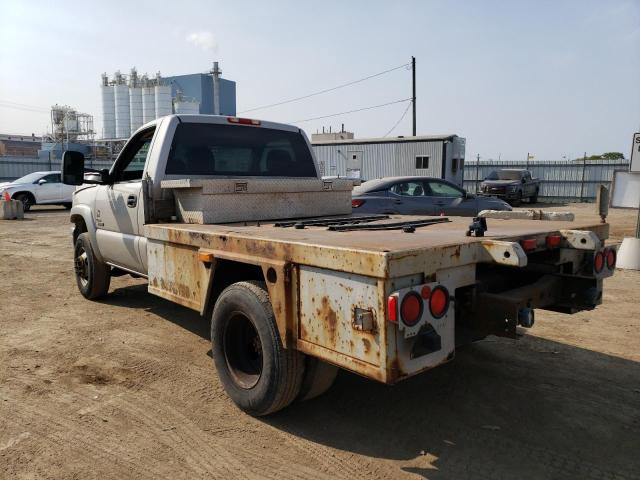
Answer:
[[165, 123, 317, 177]]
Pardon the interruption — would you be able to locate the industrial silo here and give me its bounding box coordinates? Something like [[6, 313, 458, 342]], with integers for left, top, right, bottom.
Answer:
[[141, 75, 156, 124], [154, 80, 172, 118], [100, 73, 116, 138], [129, 68, 143, 132], [113, 71, 131, 138]]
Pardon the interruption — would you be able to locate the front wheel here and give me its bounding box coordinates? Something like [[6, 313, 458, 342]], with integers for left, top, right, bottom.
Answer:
[[211, 281, 304, 416], [530, 190, 539, 204], [13, 193, 33, 212], [511, 192, 523, 207], [74, 233, 111, 299]]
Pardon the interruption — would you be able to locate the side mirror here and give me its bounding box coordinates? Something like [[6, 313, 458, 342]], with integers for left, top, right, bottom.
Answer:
[[37, 179, 47, 185], [62, 151, 86, 185]]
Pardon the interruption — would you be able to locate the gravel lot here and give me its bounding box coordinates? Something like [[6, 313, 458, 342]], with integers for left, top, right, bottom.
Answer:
[[1, 203, 639, 479]]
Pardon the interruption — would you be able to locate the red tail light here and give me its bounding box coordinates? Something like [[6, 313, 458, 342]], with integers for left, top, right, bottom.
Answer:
[[420, 285, 431, 299], [400, 292, 423, 327], [227, 117, 261, 126], [429, 286, 450, 319], [520, 238, 537, 252], [546, 235, 562, 248], [605, 248, 616, 270], [352, 199, 365, 208], [594, 251, 604, 273], [387, 295, 398, 323]]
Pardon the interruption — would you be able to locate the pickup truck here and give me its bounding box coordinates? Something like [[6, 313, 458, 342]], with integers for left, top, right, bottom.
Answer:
[[480, 168, 540, 205], [62, 115, 615, 416]]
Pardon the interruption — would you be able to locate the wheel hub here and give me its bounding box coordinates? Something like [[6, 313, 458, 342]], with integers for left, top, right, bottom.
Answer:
[[74, 248, 89, 287], [223, 313, 263, 389]]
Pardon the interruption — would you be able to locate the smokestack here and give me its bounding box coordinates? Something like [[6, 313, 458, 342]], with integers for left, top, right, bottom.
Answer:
[[211, 61, 222, 115], [341, 123, 344, 133]]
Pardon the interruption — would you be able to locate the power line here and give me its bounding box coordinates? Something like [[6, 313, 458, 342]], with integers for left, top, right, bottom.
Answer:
[[383, 100, 412, 137], [0, 100, 50, 114], [239, 62, 411, 114], [290, 98, 412, 124]]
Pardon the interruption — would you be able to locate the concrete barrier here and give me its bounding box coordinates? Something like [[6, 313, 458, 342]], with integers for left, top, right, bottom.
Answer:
[[1, 199, 24, 220]]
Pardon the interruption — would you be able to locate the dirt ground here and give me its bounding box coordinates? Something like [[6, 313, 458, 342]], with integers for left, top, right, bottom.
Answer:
[[1, 203, 639, 480]]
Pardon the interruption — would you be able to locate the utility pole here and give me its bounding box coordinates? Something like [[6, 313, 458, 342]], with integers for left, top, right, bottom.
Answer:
[[411, 56, 416, 137]]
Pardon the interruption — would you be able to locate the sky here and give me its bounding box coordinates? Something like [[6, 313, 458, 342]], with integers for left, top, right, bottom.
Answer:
[[0, 0, 638, 161]]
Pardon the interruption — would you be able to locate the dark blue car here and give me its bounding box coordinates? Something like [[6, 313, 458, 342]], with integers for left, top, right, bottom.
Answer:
[[351, 176, 512, 217]]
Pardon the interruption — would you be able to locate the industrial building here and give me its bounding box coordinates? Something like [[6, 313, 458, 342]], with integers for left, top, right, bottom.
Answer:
[[311, 134, 466, 186], [100, 62, 236, 139]]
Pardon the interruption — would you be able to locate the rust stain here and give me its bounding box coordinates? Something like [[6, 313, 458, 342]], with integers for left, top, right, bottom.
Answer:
[[450, 245, 461, 259], [362, 338, 371, 354], [316, 296, 338, 346]]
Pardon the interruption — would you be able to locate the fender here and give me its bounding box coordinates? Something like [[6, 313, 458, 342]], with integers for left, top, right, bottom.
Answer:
[[69, 204, 105, 263]]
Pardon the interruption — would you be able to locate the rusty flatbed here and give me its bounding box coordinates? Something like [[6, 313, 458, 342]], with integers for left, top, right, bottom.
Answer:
[[145, 215, 609, 279]]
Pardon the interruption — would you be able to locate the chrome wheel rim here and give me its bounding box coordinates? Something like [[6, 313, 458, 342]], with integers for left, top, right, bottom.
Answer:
[[74, 247, 89, 288]]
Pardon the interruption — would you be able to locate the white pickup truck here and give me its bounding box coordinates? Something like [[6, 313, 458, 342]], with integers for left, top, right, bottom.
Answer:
[[63, 115, 616, 416]]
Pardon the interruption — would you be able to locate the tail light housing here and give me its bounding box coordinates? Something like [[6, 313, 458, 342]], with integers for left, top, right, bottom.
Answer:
[[605, 248, 616, 270], [593, 251, 604, 273], [546, 235, 562, 248], [400, 292, 423, 327], [429, 286, 450, 319], [352, 199, 365, 208], [520, 238, 537, 252]]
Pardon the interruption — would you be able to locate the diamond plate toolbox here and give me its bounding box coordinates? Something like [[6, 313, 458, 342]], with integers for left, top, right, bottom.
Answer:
[[161, 178, 354, 224]]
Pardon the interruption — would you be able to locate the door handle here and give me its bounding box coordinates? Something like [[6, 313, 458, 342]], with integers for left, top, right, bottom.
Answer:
[[127, 195, 137, 208]]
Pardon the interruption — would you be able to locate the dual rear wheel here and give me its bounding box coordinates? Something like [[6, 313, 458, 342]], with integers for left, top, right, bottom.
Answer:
[[211, 281, 338, 416]]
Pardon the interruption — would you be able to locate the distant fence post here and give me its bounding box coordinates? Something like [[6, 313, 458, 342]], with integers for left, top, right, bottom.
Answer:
[[475, 154, 480, 193], [580, 152, 586, 202]]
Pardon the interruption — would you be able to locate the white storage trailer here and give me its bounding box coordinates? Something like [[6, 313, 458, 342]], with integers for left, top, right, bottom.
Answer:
[[312, 135, 466, 186]]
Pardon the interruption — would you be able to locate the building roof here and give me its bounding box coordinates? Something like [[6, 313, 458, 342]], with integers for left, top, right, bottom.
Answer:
[[311, 134, 458, 146]]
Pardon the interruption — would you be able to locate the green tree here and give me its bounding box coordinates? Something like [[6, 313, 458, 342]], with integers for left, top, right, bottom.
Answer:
[[601, 152, 624, 160]]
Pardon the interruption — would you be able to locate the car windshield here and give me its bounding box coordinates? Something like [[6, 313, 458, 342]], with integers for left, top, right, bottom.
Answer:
[[486, 170, 522, 180], [11, 172, 45, 184], [165, 123, 317, 177]]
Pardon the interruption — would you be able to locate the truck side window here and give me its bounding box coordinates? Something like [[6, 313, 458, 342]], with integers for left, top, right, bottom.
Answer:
[[111, 128, 155, 182]]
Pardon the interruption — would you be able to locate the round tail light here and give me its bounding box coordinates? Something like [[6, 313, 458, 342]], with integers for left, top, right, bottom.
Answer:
[[429, 286, 450, 319], [605, 248, 616, 270], [400, 292, 423, 327], [594, 251, 604, 273]]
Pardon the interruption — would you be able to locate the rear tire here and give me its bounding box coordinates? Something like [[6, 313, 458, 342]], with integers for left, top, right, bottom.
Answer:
[[297, 357, 339, 401], [530, 190, 539, 204], [74, 233, 111, 299], [13, 193, 33, 212], [211, 281, 304, 416], [63, 203, 72, 210]]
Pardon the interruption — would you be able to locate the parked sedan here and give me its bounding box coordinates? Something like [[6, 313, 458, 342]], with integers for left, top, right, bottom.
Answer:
[[0, 171, 75, 211], [352, 176, 512, 217]]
